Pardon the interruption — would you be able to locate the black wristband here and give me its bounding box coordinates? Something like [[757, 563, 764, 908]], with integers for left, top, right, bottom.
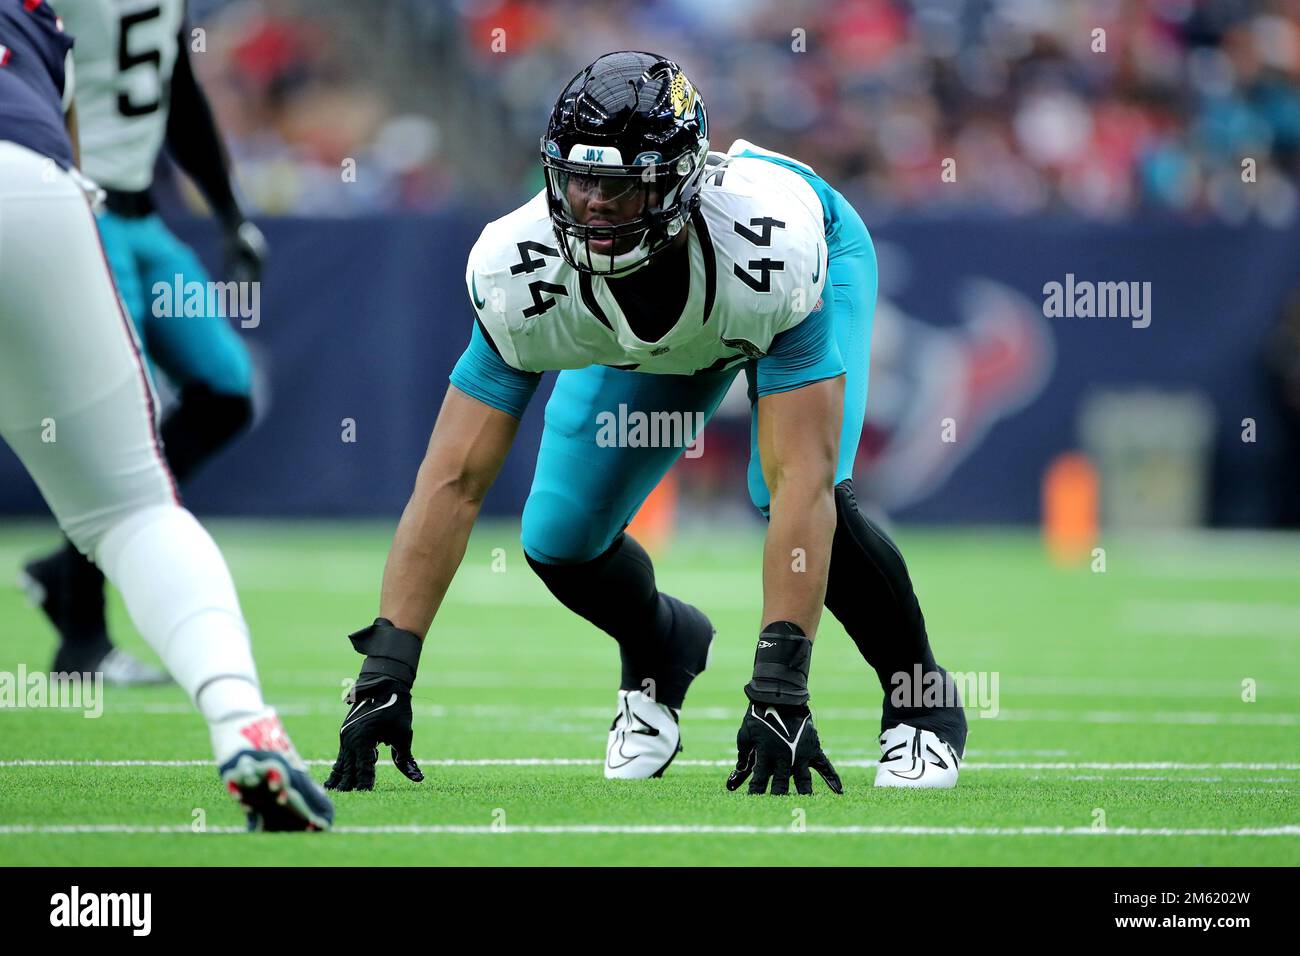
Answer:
[[349, 618, 423, 689], [743, 621, 811, 706]]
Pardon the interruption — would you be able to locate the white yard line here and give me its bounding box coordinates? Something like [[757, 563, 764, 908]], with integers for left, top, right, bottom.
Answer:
[[0, 823, 1295, 837], [1, 758, 1297, 770], [57, 701, 1298, 727], [1120, 600, 1300, 638]]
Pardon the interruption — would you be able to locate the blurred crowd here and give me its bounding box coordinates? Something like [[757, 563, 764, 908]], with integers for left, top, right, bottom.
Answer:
[[184, 0, 1300, 222]]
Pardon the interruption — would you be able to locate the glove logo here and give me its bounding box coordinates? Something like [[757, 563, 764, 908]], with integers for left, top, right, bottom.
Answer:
[[339, 692, 398, 733], [762, 705, 789, 735]]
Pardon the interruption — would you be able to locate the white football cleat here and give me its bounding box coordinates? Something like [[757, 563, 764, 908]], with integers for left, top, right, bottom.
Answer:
[[874, 722, 962, 789], [604, 689, 681, 779]]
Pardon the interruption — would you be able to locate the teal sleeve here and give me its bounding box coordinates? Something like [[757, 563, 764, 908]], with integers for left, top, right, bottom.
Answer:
[[448, 321, 542, 419], [755, 303, 845, 397]]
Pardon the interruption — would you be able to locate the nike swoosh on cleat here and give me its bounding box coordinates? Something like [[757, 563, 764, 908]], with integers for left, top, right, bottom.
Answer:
[[881, 742, 907, 762], [925, 745, 950, 770], [340, 693, 397, 733], [630, 712, 660, 737], [886, 762, 929, 780], [606, 726, 649, 770]]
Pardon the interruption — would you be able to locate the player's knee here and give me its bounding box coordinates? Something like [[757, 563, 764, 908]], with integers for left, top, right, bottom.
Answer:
[[68, 490, 178, 565], [521, 490, 618, 565], [58, 462, 179, 560], [92, 503, 244, 639]]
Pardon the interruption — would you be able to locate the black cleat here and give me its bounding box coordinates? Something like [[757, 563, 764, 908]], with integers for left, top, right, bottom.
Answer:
[[221, 751, 335, 832], [20, 550, 171, 686]]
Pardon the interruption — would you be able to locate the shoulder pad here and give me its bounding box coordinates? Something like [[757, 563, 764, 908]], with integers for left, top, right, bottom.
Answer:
[[465, 191, 573, 371], [701, 179, 828, 336]]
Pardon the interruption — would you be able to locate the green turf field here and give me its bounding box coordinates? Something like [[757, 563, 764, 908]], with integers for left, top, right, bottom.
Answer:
[[0, 520, 1295, 866]]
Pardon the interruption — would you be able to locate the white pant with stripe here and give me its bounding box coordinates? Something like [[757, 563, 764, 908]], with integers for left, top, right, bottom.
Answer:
[[0, 140, 176, 554], [0, 140, 261, 726]]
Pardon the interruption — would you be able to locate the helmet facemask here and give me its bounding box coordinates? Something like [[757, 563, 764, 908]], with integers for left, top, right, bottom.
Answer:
[[542, 146, 706, 276]]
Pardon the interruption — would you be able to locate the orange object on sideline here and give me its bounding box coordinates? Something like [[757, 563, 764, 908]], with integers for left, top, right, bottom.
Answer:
[[628, 470, 678, 556], [1042, 452, 1099, 566]]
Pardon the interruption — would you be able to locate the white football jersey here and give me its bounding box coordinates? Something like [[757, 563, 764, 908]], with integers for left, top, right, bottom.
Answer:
[[467, 140, 828, 376], [53, 0, 185, 191]]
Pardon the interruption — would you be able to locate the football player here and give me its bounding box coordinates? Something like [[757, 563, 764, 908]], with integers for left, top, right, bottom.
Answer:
[[0, 0, 330, 830], [20, 0, 263, 685], [327, 52, 968, 794]]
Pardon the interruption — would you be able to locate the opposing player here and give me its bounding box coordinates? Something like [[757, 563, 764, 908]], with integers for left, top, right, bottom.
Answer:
[[21, 0, 263, 684], [0, 0, 330, 830], [327, 52, 967, 794]]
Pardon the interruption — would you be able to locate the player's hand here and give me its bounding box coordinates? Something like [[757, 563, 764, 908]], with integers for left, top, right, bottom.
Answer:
[[223, 220, 267, 284], [324, 677, 423, 791], [324, 618, 425, 792], [726, 700, 842, 795]]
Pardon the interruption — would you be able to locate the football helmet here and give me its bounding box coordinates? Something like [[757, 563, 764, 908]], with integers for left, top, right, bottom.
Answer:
[[541, 51, 709, 275]]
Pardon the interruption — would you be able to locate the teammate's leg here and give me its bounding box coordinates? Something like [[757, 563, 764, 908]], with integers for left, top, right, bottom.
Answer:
[[24, 213, 255, 681], [522, 364, 734, 775], [0, 145, 329, 828], [135, 213, 255, 477], [17, 209, 169, 681], [747, 187, 968, 769]]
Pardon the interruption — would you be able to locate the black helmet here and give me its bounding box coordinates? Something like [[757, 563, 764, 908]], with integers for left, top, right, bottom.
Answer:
[[541, 51, 709, 275]]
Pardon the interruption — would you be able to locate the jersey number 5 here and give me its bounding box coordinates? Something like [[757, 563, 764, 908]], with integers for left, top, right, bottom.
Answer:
[[117, 6, 163, 117], [732, 216, 786, 293]]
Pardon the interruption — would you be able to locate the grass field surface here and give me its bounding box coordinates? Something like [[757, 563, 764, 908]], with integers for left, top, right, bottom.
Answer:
[[0, 520, 1295, 866]]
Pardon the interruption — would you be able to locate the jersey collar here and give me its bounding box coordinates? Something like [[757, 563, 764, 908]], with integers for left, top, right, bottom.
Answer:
[[585, 211, 716, 358]]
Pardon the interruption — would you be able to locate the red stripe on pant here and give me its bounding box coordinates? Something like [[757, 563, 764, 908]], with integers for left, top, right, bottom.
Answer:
[[80, 196, 182, 506]]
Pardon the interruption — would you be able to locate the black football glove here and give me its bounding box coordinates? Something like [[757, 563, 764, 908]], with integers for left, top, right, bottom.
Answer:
[[222, 219, 267, 285], [725, 622, 842, 796], [324, 618, 425, 792], [728, 701, 842, 795]]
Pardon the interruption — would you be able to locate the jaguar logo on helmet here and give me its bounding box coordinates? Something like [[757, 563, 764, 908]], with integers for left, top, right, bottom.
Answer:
[[670, 71, 696, 119], [539, 51, 710, 277]]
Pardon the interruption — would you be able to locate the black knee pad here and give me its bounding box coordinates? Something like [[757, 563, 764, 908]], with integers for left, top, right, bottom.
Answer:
[[160, 385, 254, 483], [525, 533, 660, 636], [526, 533, 712, 709]]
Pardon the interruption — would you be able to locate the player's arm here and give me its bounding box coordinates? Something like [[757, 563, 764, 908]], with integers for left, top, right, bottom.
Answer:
[[727, 300, 846, 796], [325, 317, 540, 792], [757, 374, 843, 635], [380, 320, 539, 636], [378, 385, 521, 637], [165, 19, 266, 280]]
